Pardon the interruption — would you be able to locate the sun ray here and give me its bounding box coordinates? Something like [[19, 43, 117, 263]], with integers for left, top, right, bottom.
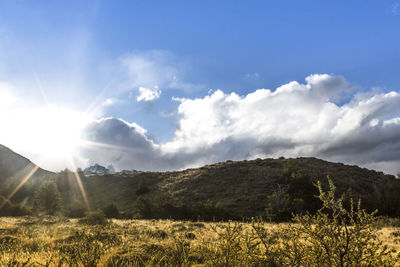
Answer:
[[0, 163, 41, 209], [67, 158, 90, 211], [33, 72, 50, 107], [80, 140, 133, 152], [85, 76, 116, 117]]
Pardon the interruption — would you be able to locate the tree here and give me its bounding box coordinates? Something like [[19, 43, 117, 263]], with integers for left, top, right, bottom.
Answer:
[[34, 181, 62, 215]]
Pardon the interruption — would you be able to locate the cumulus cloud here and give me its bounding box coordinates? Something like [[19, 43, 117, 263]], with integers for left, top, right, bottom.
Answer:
[[136, 86, 161, 102], [79, 118, 160, 170], [76, 74, 400, 174]]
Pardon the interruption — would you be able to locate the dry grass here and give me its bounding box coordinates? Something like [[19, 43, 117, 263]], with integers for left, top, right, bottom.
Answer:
[[0, 216, 399, 266]]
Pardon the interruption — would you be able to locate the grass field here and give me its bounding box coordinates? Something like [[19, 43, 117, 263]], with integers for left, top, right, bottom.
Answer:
[[1, 216, 400, 266]]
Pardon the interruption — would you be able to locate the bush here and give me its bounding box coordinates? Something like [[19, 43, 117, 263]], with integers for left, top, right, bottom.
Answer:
[[0, 197, 32, 216], [291, 178, 399, 266], [65, 200, 87, 218], [136, 179, 150, 195], [102, 203, 120, 218], [66, 206, 87, 218], [201, 222, 246, 266], [134, 197, 153, 219], [80, 211, 108, 225], [34, 181, 62, 215], [194, 200, 229, 221]]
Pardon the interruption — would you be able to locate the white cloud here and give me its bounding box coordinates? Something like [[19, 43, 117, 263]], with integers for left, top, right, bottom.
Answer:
[[136, 86, 161, 102], [101, 98, 120, 107], [77, 74, 400, 175]]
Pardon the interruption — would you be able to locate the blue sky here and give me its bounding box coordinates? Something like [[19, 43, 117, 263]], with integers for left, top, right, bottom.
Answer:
[[0, 1, 399, 173]]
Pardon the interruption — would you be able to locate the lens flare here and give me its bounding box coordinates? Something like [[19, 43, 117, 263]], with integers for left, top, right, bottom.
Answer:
[[68, 158, 90, 210], [0, 163, 41, 209]]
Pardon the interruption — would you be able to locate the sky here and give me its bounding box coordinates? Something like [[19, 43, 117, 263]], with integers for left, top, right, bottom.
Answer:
[[0, 1, 399, 174]]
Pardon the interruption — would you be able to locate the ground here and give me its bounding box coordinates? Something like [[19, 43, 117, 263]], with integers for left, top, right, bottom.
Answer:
[[1, 216, 400, 266]]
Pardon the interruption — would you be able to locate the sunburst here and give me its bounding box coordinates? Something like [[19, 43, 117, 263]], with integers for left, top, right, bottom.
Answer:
[[1, 75, 126, 212]]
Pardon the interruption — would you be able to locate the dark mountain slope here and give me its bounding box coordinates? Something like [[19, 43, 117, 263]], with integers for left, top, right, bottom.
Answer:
[[0, 144, 53, 203], [0, 144, 51, 180], [0, 144, 399, 219], [81, 157, 400, 219]]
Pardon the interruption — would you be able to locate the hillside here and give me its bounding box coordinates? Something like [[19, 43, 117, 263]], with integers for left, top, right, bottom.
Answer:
[[81, 157, 400, 219], [0, 145, 53, 204], [0, 145, 51, 181], [0, 144, 399, 220]]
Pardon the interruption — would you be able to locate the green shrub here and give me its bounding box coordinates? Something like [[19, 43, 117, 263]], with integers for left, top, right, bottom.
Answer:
[[34, 181, 62, 215], [195, 200, 229, 221], [291, 178, 399, 266], [102, 203, 120, 218]]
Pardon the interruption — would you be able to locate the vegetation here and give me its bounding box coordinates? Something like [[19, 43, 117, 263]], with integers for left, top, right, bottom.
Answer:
[[291, 178, 398, 266], [79, 210, 109, 226], [102, 203, 120, 219], [2, 145, 400, 265], [0, 179, 399, 266], [2, 143, 400, 221], [34, 181, 62, 215]]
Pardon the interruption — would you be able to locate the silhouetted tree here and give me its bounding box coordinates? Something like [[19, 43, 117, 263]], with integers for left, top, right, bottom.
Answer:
[[34, 181, 62, 215]]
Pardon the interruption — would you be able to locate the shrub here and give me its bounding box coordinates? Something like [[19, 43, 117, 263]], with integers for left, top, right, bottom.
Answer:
[[34, 181, 62, 215], [80, 210, 108, 225], [66, 205, 87, 218], [195, 200, 228, 221], [102, 203, 120, 218], [136, 179, 150, 195], [134, 197, 153, 219], [201, 222, 246, 266], [292, 178, 399, 266], [0, 197, 32, 216]]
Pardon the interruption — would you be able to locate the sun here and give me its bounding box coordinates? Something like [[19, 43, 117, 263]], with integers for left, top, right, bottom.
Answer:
[[29, 106, 92, 160]]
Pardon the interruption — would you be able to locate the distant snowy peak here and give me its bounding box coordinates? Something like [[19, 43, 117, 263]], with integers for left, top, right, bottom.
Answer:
[[84, 164, 112, 175], [83, 164, 138, 175]]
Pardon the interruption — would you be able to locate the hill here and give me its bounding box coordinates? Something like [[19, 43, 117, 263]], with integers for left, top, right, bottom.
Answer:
[[81, 157, 400, 220], [0, 144, 399, 220], [0, 145, 53, 205], [0, 145, 51, 182]]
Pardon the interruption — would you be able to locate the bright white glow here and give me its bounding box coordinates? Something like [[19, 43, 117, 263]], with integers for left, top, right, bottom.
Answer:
[[28, 107, 91, 157], [0, 83, 18, 108], [0, 105, 92, 170]]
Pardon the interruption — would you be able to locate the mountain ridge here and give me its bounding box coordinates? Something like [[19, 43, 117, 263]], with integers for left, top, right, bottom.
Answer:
[[0, 144, 399, 219], [0, 144, 52, 181]]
